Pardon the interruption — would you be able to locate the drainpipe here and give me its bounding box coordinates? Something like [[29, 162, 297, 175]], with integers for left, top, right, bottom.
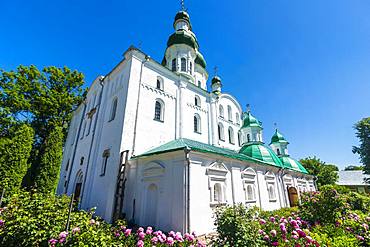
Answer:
[[184, 147, 191, 234], [64, 101, 87, 194], [79, 79, 105, 208], [276, 168, 284, 208], [132, 55, 150, 156]]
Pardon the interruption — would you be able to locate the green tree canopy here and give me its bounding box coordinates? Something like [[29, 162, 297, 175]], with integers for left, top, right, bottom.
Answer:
[[353, 117, 370, 183], [299, 156, 339, 188], [344, 165, 363, 171]]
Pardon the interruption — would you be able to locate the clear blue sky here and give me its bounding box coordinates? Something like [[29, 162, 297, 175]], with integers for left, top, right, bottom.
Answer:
[[1, 0, 369, 169]]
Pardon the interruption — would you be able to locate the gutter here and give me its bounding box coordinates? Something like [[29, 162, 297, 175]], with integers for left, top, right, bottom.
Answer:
[[79, 79, 105, 208], [184, 147, 191, 234], [132, 55, 150, 156]]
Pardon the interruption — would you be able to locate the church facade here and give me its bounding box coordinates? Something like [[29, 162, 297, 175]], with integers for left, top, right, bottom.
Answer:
[[57, 10, 315, 234]]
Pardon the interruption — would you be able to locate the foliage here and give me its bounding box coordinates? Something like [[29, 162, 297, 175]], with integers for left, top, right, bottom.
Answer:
[[0, 190, 205, 247], [212, 204, 264, 247], [300, 185, 348, 224], [0, 65, 86, 189], [258, 207, 299, 220], [345, 192, 370, 213], [344, 165, 364, 171], [353, 117, 370, 183], [0, 124, 34, 194], [34, 127, 64, 194], [299, 157, 338, 188], [309, 225, 360, 247]]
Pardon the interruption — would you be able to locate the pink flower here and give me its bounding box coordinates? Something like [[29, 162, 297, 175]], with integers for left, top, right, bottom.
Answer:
[[185, 233, 195, 242], [137, 227, 144, 232], [169, 231, 176, 237], [272, 242, 279, 246], [166, 237, 175, 246], [258, 229, 265, 235], [306, 236, 313, 243], [270, 230, 277, 237], [48, 239, 58, 246], [366, 217, 370, 222], [138, 232, 145, 240], [362, 223, 369, 230], [124, 228, 132, 236], [292, 234, 299, 240], [137, 240, 144, 247], [0, 219, 4, 227], [89, 219, 96, 225], [259, 219, 266, 225], [356, 235, 364, 241], [263, 235, 269, 241], [72, 227, 80, 234], [279, 223, 287, 233], [192, 231, 197, 237], [270, 216, 276, 222], [296, 229, 306, 238], [175, 232, 184, 242], [197, 240, 206, 247], [146, 226, 153, 235], [151, 236, 158, 244], [59, 238, 65, 243], [59, 231, 68, 239]]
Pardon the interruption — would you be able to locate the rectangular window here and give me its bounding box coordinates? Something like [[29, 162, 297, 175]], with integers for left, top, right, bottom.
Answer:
[[100, 149, 110, 176]]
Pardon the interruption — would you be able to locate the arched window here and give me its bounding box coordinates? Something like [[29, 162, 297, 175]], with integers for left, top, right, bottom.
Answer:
[[109, 98, 118, 121], [268, 184, 276, 201], [154, 100, 164, 122], [198, 81, 201, 87], [277, 148, 281, 155], [236, 113, 240, 124], [247, 134, 251, 142], [219, 105, 224, 118], [189, 62, 192, 74], [156, 77, 163, 90], [228, 127, 234, 144], [181, 58, 187, 72], [227, 106, 232, 121], [238, 132, 242, 146], [246, 184, 256, 201], [213, 183, 223, 203], [218, 123, 225, 141], [195, 95, 201, 107], [194, 114, 201, 133], [171, 58, 177, 72]]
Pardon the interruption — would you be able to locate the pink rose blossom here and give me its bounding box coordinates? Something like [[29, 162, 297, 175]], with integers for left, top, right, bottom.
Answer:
[[137, 240, 144, 247], [124, 228, 132, 236], [166, 237, 175, 246]]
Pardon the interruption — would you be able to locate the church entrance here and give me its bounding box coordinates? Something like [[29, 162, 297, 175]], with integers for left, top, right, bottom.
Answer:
[[144, 184, 158, 227], [287, 187, 299, 207]]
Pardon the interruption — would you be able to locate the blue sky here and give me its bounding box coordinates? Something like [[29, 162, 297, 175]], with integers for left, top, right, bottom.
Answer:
[[1, 0, 369, 169]]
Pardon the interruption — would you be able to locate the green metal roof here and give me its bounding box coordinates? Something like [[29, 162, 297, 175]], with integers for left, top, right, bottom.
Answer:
[[239, 143, 283, 168], [242, 112, 263, 129], [270, 129, 289, 144], [195, 51, 206, 69], [211, 75, 221, 84], [279, 156, 308, 174], [167, 31, 199, 50], [174, 11, 192, 30], [135, 138, 283, 169]]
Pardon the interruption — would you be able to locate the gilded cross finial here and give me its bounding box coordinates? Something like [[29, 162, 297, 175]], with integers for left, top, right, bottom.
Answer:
[[246, 104, 251, 113], [214, 66, 218, 76], [181, 0, 186, 11]]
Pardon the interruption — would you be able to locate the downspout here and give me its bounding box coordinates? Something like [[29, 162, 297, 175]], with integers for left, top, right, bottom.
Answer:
[[276, 168, 284, 208], [132, 55, 150, 156], [255, 170, 263, 208], [64, 102, 87, 194], [184, 147, 191, 233], [79, 79, 105, 208]]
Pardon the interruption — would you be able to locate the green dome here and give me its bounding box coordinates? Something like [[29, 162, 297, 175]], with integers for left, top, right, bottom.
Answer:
[[280, 156, 308, 174], [167, 31, 199, 50], [242, 112, 263, 129], [239, 143, 283, 168], [211, 75, 221, 84], [195, 51, 206, 69], [270, 129, 288, 144], [174, 11, 191, 25]]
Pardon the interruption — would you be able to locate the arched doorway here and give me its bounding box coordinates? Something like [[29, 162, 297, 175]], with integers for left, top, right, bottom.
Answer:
[[74, 171, 83, 203], [145, 184, 158, 227], [287, 187, 299, 207]]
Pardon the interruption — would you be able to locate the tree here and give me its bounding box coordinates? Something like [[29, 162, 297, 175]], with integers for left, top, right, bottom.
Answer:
[[34, 127, 64, 194], [299, 156, 339, 188], [353, 117, 370, 183], [0, 124, 34, 194], [344, 165, 363, 171], [0, 65, 86, 190]]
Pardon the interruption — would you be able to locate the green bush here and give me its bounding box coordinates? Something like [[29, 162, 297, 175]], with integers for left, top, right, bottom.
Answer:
[[212, 204, 264, 247], [310, 225, 360, 247], [258, 206, 299, 220], [0, 124, 34, 195], [300, 185, 348, 224], [345, 192, 370, 213]]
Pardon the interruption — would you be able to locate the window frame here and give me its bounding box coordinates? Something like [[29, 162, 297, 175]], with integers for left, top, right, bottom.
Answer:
[[181, 57, 187, 72], [228, 127, 235, 144], [171, 58, 177, 72], [100, 149, 110, 176], [218, 123, 225, 141], [154, 99, 165, 122], [109, 98, 118, 122], [194, 114, 201, 134]]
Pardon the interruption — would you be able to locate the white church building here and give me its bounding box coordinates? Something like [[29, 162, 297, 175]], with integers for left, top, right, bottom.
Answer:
[[57, 9, 315, 234]]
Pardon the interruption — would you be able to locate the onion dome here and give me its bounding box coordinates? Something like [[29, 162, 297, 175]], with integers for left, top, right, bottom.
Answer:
[[174, 11, 192, 30], [242, 111, 263, 129], [167, 31, 199, 50], [239, 143, 283, 168], [195, 51, 206, 69], [211, 75, 221, 84], [270, 129, 289, 144], [279, 156, 308, 174]]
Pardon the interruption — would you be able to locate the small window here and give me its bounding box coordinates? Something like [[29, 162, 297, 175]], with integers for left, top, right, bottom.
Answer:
[[154, 100, 164, 122], [198, 81, 201, 87], [181, 58, 187, 72], [218, 123, 225, 141], [65, 160, 70, 171], [268, 184, 276, 201], [228, 127, 234, 144], [277, 148, 281, 155], [238, 132, 242, 146], [195, 95, 201, 107], [172, 58, 177, 71], [246, 184, 256, 202], [156, 79, 163, 90], [80, 157, 84, 166], [194, 114, 201, 133], [100, 150, 110, 176], [109, 98, 118, 121], [189, 62, 192, 74], [236, 113, 240, 124], [227, 106, 232, 122], [247, 134, 251, 142], [81, 121, 87, 139], [213, 183, 223, 203], [219, 105, 224, 118]]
